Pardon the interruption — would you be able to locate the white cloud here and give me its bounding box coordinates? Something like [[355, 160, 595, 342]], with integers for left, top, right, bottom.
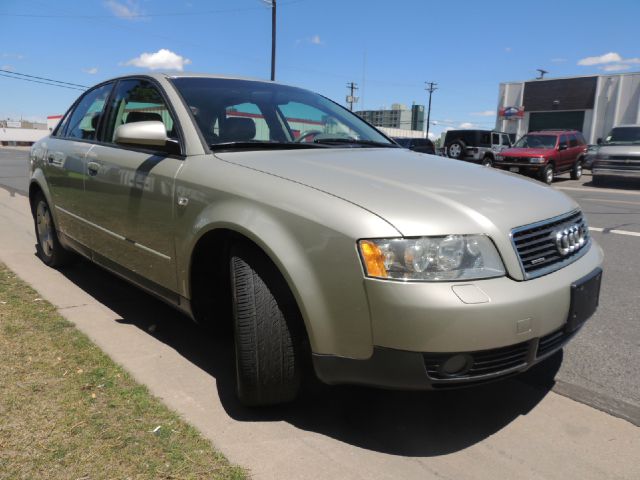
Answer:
[[459, 122, 475, 129], [599, 64, 631, 72], [104, 0, 143, 20], [296, 35, 325, 46], [470, 110, 495, 117], [551, 58, 567, 63], [578, 52, 622, 66], [578, 52, 640, 71], [82, 67, 98, 74], [504, 47, 512, 53], [1, 65, 14, 71], [1, 53, 24, 60], [123, 49, 192, 71]]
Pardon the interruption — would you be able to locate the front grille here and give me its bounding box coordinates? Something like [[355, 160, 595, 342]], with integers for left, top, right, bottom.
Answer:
[[537, 328, 576, 357], [511, 210, 590, 279], [503, 156, 529, 163], [423, 341, 529, 382], [594, 155, 640, 172]]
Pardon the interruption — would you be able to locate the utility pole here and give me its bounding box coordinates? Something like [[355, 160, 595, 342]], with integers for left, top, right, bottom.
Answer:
[[346, 82, 359, 111], [425, 81, 438, 138], [270, 0, 277, 81]]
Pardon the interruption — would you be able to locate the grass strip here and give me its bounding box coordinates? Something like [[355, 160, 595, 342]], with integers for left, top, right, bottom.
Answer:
[[0, 264, 246, 480]]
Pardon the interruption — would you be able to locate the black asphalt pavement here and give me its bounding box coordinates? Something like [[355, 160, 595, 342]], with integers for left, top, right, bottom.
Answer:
[[1, 147, 638, 423]]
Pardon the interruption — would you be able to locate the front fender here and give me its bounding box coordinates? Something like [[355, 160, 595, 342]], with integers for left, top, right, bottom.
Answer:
[[173, 158, 400, 358]]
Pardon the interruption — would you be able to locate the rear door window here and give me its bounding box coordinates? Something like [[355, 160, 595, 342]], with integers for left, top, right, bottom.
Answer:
[[568, 134, 578, 147], [64, 83, 113, 141], [492, 133, 500, 145]]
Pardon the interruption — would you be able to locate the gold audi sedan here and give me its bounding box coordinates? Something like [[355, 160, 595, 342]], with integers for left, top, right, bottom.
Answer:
[[29, 74, 603, 406]]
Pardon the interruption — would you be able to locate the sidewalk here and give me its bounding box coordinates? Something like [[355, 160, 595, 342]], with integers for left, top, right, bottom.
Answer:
[[0, 187, 638, 480]]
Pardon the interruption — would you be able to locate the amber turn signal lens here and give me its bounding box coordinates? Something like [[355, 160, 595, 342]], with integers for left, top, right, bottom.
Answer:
[[359, 240, 388, 278]]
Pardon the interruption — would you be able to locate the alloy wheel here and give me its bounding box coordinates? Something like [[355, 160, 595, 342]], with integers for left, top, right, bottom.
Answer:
[[36, 201, 54, 258]]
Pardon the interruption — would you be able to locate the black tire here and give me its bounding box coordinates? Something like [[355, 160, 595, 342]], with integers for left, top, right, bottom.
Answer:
[[592, 175, 606, 187], [482, 156, 493, 167], [571, 159, 583, 180], [31, 191, 74, 268], [447, 139, 466, 159], [539, 164, 554, 185], [230, 243, 302, 406]]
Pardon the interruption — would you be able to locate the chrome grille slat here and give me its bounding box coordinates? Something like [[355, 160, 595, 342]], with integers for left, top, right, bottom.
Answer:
[[511, 210, 590, 280]]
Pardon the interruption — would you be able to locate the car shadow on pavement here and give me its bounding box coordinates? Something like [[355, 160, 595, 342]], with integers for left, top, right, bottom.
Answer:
[[58, 258, 561, 458]]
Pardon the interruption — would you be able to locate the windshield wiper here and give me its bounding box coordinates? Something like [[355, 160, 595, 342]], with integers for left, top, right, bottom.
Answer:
[[209, 140, 327, 151], [311, 138, 398, 148]]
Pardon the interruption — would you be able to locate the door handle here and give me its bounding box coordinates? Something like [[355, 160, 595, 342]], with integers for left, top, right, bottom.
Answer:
[[87, 161, 101, 176]]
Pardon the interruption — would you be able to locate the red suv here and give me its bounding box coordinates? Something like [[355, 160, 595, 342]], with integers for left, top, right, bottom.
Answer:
[[495, 130, 587, 184]]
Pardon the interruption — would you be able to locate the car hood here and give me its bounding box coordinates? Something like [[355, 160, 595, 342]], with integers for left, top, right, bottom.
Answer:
[[215, 148, 578, 237], [597, 144, 640, 156], [501, 147, 553, 157]]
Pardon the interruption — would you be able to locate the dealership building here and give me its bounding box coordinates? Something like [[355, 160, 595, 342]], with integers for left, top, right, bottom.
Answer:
[[496, 72, 640, 144]]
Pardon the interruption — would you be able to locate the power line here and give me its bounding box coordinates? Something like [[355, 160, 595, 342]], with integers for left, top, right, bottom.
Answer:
[[0, 72, 86, 92], [0, 69, 88, 88], [0, 0, 307, 19]]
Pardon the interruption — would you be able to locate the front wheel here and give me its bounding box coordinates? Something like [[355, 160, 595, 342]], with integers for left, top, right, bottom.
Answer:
[[32, 192, 74, 268], [540, 164, 554, 185], [482, 156, 493, 167], [571, 160, 583, 180], [230, 243, 303, 406]]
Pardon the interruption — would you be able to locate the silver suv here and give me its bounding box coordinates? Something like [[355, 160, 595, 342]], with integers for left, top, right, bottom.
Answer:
[[29, 74, 603, 406], [592, 125, 640, 184]]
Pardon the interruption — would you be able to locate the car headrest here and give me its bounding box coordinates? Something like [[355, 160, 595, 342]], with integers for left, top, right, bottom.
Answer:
[[126, 111, 163, 124], [220, 117, 256, 142], [90, 113, 101, 129]]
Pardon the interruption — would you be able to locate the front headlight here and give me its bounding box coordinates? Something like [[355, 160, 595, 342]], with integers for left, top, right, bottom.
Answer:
[[529, 157, 546, 164], [358, 235, 505, 281]]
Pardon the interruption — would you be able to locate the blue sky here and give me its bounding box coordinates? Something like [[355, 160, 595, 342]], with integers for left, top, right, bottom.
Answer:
[[1, 0, 639, 138]]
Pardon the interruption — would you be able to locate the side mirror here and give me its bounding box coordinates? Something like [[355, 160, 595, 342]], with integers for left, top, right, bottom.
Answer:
[[596, 138, 602, 145], [558, 144, 568, 151], [114, 121, 177, 152]]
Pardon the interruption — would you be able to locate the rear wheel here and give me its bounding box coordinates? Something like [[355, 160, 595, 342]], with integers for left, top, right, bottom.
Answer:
[[230, 243, 303, 406], [539, 164, 554, 185], [447, 140, 466, 159], [571, 160, 583, 180], [32, 192, 74, 268]]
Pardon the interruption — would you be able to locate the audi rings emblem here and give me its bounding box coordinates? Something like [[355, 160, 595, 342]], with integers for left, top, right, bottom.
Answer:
[[554, 224, 586, 256]]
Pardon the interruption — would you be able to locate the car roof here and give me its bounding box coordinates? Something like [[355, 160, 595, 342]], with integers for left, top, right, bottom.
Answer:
[[98, 72, 290, 87], [527, 130, 579, 135]]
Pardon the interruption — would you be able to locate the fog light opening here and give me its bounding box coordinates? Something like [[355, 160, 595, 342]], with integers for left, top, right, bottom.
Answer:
[[441, 354, 473, 376]]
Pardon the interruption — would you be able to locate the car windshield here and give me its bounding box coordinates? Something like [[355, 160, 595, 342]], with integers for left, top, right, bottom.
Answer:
[[603, 127, 640, 145], [170, 77, 395, 149], [513, 134, 557, 149], [393, 138, 411, 147]]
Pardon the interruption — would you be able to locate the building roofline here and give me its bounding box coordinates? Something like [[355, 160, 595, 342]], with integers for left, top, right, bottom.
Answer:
[[500, 70, 640, 85]]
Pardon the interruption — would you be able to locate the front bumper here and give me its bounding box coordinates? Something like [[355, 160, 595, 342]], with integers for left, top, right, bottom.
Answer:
[[313, 325, 579, 389], [313, 242, 603, 389]]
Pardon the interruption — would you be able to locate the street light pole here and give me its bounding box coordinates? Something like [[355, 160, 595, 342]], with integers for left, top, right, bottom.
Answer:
[[425, 81, 438, 138], [270, 0, 277, 81]]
